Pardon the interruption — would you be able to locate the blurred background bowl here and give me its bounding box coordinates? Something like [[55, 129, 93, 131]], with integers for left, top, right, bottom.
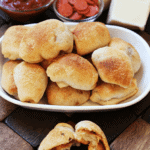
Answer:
[[0, 0, 55, 22], [53, 0, 104, 22]]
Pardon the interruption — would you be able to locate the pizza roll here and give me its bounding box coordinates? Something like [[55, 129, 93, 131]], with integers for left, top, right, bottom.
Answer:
[[46, 53, 98, 90], [2, 25, 29, 60], [38, 123, 75, 150], [90, 78, 138, 105], [46, 82, 90, 106], [13, 61, 48, 103], [75, 120, 110, 150], [108, 37, 141, 73], [19, 19, 73, 63], [92, 47, 134, 88], [1, 60, 21, 96], [72, 22, 111, 55]]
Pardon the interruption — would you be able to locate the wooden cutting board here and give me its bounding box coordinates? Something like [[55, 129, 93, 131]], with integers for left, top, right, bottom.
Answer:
[[110, 118, 150, 150]]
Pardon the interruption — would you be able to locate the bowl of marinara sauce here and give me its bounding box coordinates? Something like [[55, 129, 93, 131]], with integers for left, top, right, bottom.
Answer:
[[53, 0, 104, 22], [0, 0, 55, 22]]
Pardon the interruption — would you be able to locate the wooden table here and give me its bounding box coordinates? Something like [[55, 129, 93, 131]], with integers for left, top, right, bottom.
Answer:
[[0, 6, 150, 150]]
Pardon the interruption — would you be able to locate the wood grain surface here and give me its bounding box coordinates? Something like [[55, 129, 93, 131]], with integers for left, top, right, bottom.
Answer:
[[110, 118, 150, 150]]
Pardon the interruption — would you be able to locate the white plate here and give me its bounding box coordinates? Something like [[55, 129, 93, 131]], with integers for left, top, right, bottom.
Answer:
[[0, 22, 150, 113]]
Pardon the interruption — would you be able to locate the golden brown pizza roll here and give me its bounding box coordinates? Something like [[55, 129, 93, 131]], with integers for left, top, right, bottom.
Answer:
[[46, 82, 90, 106], [92, 47, 134, 88], [108, 37, 141, 74], [2, 25, 29, 60], [72, 22, 111, 55], [13, 61, 48, 103], [38, 123, 75, 150], [75, 120, 110, 150], [90, 78, 138, 105], [46, 53, 98, 90], [19, 19, 73, 63], [1, 60, 21, 96]]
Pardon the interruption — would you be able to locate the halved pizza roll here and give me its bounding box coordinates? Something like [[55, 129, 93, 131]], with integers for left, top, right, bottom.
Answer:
[[75, 120, 110, 150], [38, 123, 76, 150]]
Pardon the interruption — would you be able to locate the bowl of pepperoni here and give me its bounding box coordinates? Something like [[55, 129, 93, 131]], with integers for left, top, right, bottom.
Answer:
[[0, 0, 55, 22], [53, 0, 104, 22]]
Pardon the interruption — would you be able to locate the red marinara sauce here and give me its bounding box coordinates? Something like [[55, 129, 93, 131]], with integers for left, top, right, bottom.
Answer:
[[0, 0, 50, 10]]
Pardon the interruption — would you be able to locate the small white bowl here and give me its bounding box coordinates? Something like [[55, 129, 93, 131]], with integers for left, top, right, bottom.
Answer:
[[53, 0, 104, 22], [0, 22, 150, 113]]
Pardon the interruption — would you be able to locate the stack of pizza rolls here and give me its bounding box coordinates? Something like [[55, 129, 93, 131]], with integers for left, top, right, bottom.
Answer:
[[38, 120, 110, 150], [1, 19, 74, 104], [1, 19, 141, 105], [90, 39, 140, 105]]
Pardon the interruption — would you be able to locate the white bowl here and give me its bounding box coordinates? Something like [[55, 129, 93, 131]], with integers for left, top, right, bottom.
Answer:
[[53, 0, 104, 22], [0, 22, 150, 113]]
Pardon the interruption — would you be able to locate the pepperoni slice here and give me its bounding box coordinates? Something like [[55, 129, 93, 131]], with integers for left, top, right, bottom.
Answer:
[[85, 5, 99, 17], [56, 0, 99, 20], [56, 0, 68, 9], [69, 12, 82, 20], [74, 0, 88, 11], [61, 0, 68, 4], [77, 6, 90, 15], [68, 0, 76, 5], [57, 3, 73, 17]]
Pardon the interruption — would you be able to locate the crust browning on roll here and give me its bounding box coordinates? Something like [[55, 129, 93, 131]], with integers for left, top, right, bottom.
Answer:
[[46, 82, 90, 106], [13, 62, 48, 103], [72, 22, 111, 55], [19, 19, 74, 63], [46, 53, 98, 90], [90, 78, 138, 105], [2, 25, 29, 60], [1, 60, 22, 96], [75, 120, 110, 150], [38, 123, 75, 150], [108, 37, 141, 73], [92, 47, 134, 88]]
